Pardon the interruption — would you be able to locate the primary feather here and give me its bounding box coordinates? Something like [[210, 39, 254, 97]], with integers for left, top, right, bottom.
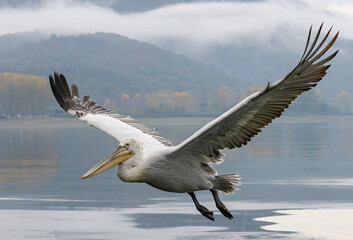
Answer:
[[170, 24, 338, 165], [49, 72, 172, 152]]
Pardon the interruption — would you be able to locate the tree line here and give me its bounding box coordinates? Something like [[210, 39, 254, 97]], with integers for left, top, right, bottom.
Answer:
[[0, 72, 351, 119], [0, 72, 51, 118], [103, 86, 350, 117]]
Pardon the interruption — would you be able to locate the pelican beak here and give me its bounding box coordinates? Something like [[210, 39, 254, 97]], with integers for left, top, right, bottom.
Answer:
[[81, 145, 134, 180]]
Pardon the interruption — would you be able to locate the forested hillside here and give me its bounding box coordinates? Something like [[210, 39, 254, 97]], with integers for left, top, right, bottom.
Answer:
[[0, 73, 50, 118], [0, 31, 345, 118], [0, 33, 244, 117]]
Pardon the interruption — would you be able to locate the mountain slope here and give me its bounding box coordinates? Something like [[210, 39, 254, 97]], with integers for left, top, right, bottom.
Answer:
[[0, 33, 238, 105], [156, 31, 351, 102]]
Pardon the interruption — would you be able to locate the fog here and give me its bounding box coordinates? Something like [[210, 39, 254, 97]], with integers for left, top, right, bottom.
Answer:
[[0, 0, 350, 48]]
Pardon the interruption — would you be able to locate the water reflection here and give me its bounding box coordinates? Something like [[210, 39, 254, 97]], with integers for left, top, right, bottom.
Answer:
[[257, 208, 353, 240], [1, 200, 352, 239], [0, 121, 58, 185], [0, 160, 55, 183], [0, 116, 353, 239]]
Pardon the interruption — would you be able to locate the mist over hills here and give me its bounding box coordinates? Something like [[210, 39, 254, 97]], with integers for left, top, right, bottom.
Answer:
[[0, 0, 350, 116], [153, 30, 352, 103], [0, 32, 238, 107], [0, 0, 259, 13], [0, 30, 344, 117]]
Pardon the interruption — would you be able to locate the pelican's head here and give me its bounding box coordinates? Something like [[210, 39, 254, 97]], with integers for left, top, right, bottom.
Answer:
[[81, 139, 137, 180]]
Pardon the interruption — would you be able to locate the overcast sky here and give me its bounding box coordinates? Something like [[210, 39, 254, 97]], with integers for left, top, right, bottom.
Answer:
[[0, 0, 350, 46]]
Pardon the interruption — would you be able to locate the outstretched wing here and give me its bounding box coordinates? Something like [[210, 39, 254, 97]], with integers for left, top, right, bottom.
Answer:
[[171, 24, 339, 163], [49, 72, 172, 149]]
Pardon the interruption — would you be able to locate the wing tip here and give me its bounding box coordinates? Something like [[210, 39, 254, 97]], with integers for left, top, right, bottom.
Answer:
[[49, 71, 77, 112], [71, 84, 79, 98]]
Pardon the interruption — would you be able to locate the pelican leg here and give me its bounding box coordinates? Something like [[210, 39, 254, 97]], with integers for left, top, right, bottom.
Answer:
[[210, 188, 233, 220], [188, 192, 214, 221]]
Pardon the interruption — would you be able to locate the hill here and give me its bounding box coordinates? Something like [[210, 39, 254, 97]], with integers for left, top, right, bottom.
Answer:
[[0, 32, 238, 107], [0, 31, 344, 117], [157, 31, 353, 103]]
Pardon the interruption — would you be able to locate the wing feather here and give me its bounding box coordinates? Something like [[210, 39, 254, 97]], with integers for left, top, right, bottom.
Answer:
[[49, 72, 172, 148], [170, 25, 339, 164]]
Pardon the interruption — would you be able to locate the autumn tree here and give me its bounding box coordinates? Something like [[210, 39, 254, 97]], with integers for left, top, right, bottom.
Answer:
[[145, 90, 196, 116], [0, 72, 51, 118], [216, 86, 237, 112]]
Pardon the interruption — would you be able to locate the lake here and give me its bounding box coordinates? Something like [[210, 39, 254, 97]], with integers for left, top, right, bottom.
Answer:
[[0, 116, 352, 240]]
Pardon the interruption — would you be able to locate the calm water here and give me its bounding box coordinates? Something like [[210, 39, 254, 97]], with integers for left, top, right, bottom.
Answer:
[[0, 116, 353, 239]]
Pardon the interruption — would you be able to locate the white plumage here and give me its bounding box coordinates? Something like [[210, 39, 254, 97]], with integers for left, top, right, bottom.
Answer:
[[50, 24, 338, 221]]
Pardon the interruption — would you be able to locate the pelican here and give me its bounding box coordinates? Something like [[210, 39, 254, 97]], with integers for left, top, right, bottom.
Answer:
[[49, 25, 338, 221]]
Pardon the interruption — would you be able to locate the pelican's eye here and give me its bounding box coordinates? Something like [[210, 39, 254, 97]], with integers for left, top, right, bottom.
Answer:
[[124, 143, 130, 148]]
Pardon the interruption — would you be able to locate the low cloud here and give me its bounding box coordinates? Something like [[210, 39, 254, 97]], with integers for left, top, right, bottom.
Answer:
[[0, 0, 350, 46]]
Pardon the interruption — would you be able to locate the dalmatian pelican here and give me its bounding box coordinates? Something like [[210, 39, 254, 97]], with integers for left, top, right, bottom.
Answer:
[[49, 24, 338, 221]]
